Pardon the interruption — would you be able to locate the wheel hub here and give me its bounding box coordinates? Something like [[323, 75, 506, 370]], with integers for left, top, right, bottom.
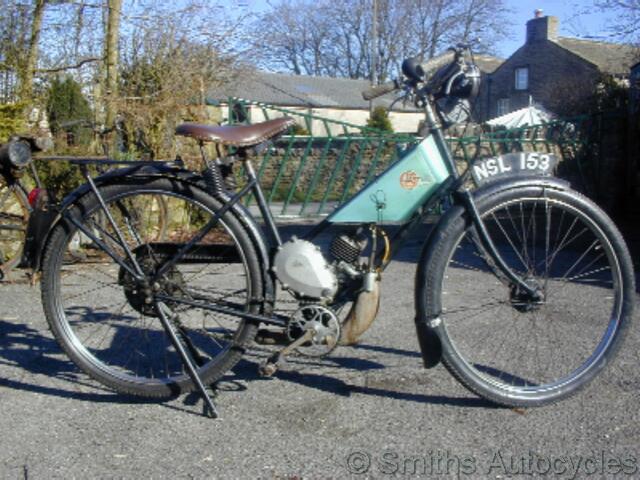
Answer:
[[118, 247, 185, 317], [509, 277, 545, 313]]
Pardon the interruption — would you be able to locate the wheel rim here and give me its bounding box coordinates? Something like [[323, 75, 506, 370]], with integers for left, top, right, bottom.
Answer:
[[440, 196, 623, 397], [52, 188, 253, 387], [0, 183, 28, 272]]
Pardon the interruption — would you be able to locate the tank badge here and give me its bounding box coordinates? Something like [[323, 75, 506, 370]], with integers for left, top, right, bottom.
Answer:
[[399, 170, 420, 190]]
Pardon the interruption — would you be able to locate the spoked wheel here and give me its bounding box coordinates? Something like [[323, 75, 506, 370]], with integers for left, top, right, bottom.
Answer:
[[41, 178, 263, 398], [68, 193, 169, 259], [0, 181, 29, 277], [419, 186, 635, 407]]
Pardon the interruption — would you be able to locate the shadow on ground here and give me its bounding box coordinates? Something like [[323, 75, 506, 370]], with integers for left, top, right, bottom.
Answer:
[[0, 318, 495, 414]]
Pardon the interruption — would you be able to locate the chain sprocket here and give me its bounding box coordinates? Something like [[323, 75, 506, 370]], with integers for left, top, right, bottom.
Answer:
[[285, 304, 341, 357]]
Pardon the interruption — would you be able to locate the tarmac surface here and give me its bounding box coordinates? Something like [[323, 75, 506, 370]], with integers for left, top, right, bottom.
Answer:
[[0, 223, 638, 479]]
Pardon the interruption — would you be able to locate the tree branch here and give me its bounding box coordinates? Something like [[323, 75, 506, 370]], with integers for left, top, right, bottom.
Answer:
[[36, 57, 101, 73]]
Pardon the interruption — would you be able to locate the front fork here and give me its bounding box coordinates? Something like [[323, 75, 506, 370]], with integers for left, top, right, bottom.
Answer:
[[458, 189, 542, 301], [414, 186, 544, 370]]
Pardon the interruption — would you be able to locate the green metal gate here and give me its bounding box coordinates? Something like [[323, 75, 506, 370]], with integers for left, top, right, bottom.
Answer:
[[226, 98, 596, 219], [227, 98, 419, 218]]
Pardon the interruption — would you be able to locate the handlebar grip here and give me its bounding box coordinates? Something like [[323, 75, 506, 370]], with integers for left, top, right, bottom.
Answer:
[[362, 80, 398, 101], [419, 51, 456, 82]]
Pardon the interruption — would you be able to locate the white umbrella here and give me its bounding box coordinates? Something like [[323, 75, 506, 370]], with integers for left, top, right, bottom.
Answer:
[[486, 103, 555, 129]]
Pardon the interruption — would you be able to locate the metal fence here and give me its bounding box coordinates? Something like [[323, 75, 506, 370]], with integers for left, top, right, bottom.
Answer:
[[228, 98, 419, 218], [226, 98, 597, 219]]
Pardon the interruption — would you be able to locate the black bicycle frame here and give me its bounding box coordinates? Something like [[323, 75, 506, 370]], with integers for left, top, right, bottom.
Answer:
[[67, 114, 540, 330], [19, 96, 545, 418]]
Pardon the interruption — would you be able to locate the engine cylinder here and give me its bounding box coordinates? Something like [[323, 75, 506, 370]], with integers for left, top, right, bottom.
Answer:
[[330, 233, 367, 264]]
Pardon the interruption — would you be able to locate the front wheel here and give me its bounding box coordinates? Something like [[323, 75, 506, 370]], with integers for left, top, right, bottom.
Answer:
[[41, 178, 264, 398], [417, 186, 635, 407]]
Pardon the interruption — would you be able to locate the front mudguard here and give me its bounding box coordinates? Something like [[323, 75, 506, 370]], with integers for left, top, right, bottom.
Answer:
[[413, 175, 570, 369], [25, 163, 276, 311]]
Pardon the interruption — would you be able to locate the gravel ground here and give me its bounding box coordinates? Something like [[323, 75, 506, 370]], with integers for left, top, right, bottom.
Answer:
[[0, 225, 638, 479]]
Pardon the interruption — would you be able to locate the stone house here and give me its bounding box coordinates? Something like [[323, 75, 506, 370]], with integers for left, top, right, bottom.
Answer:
[[207, 60, 501, 135], [480, 12, 638, 121]]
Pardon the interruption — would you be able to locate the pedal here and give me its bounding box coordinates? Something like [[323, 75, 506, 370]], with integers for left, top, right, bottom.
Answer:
[[258, 329, 315, 377], [258, 352, 282, 377]]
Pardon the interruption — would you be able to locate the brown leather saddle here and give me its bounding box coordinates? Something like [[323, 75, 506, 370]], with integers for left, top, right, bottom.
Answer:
[[175, 117, 296, 148]]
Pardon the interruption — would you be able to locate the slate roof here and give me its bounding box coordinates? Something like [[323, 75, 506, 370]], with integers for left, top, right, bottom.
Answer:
[[555, 37, 638, 76], [473, 54, 504, 74], [208, 71, 381, 109], [207, 56, 503, 110]]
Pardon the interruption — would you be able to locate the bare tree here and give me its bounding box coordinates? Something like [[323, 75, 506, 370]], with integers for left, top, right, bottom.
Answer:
[[113, 0, 241, 158], [18, 0, 47, 107], [0, 2, 31, 102], [247, 0, 510, 81], [593, 0, 640, 43], [104, 0, 121, 130]]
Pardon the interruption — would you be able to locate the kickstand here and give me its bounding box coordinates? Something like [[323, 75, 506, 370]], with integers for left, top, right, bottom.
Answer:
[[156, 301, 218, 418]]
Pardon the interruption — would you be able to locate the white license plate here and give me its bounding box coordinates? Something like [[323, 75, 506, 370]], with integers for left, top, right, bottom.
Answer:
[[471, 152, 557, 186]]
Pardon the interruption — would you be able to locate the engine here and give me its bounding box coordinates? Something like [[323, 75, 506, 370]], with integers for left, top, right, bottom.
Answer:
[[273, 238, 338, 300], [330, 231, 368, 265], [272, 231, 369, 301]]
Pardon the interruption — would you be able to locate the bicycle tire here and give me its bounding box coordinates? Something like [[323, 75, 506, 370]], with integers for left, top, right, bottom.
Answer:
[[417, 186, 635, 407], [0, 181, 29, 276], [41, 178, 263, 398]]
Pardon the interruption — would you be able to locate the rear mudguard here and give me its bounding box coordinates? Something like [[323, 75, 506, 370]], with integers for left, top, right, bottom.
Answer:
[[25, 163, 276, 312], [413, 176, 570, 369]]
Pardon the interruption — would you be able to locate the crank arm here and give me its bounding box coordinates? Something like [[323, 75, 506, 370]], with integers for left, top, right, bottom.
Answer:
[[258, 329, 315, 377]]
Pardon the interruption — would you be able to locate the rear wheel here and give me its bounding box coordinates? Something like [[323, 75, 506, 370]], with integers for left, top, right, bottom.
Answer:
[[418, 186, 635, 407], [41, 178, 263, 398], [0, 181, 29, 277]]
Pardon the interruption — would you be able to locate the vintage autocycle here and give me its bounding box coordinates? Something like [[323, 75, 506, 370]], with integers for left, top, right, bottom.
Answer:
[[10, 45, 634, 417]]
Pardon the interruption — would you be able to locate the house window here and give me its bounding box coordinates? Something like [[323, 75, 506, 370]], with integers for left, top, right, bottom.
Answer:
[[497, 98, 510, 116], [515, 67, 529, 90]]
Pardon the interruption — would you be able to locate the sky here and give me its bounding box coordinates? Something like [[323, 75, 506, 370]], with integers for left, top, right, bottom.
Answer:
[[500, 0, 618, 57], [232, 0, 619, 58]]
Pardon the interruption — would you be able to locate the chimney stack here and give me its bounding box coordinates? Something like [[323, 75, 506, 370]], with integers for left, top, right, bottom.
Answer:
[[526, 14, 558, 43]]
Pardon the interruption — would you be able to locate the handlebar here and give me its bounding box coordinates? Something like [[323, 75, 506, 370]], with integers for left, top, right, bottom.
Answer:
[[361, 79, 400, 101], [419, 51, 456, 85], [361, 44, 472, 102]]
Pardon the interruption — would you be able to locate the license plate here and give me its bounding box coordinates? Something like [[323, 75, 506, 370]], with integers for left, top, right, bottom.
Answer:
[[471, 152, 557, 187]]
